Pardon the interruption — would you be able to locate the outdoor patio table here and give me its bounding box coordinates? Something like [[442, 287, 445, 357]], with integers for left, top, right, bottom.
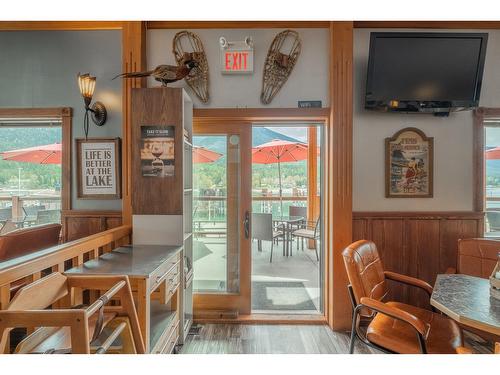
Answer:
[[272, 215, 304, 256]]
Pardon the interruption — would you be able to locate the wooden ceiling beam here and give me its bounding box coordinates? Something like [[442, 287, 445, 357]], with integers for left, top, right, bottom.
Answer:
[[146, 21, 329, 29], [0, 21, 123, 30]]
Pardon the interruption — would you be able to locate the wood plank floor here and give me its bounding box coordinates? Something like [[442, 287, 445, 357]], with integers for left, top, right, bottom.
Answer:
[[179, 324, 495, 354], [180, 324, 375, 354]]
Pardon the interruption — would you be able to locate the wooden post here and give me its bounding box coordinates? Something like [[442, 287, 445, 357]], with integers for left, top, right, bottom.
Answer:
[[122, 21, 147, 226], [327, 22, 353, 331], [307, 126, 318, 249], [11, 196, 22, 219]]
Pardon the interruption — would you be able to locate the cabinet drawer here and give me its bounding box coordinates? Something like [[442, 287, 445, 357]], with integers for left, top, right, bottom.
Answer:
[[160, 320, 180, 354], [150, 252, 181, 293]]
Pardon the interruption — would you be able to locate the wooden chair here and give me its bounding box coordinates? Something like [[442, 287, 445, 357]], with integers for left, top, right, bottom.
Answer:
[[456, 342, 500, 354], [342, 240, 464, 354], [0, 272, 145, 354]]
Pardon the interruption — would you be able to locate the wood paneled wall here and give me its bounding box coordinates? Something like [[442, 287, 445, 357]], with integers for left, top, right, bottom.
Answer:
[[352, 211, 484, 309], [61, 210, 123, 242]]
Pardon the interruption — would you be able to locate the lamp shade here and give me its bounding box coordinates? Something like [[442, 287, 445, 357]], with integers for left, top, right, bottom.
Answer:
[[77, 73, 96, 100]]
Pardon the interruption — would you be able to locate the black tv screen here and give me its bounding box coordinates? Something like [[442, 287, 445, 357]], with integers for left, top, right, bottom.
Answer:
[[365, 32, 488, 114]]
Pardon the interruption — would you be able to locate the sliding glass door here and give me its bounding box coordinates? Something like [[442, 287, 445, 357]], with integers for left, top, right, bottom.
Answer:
[[192, 121, 252, 315]]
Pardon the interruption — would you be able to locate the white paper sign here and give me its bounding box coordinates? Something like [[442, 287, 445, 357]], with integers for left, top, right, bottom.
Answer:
[[80, 141, 118, 196]]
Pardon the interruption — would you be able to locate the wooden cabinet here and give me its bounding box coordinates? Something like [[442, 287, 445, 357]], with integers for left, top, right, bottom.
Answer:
[[66, 244, 182, 353], [130, 87, 193, 350]]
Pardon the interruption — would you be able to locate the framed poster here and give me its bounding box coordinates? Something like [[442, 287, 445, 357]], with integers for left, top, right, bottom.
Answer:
[[385, 127, 433, 198], [76, 138, 121, 199], [140, 126, 175, 177]]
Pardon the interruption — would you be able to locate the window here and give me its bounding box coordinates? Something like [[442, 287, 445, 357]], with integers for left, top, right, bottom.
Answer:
[[474, 108, 500, 236], [0, 108, 71, 236]]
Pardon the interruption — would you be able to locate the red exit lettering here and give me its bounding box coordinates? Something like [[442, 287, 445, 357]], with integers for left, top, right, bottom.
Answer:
[[224, 52, 249, 71]]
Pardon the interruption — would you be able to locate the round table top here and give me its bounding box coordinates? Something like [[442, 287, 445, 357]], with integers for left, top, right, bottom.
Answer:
[[430, 274, 500, 335]]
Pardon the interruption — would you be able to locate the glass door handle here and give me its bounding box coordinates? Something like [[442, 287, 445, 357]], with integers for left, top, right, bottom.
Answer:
[[244, 211, 250, 239]]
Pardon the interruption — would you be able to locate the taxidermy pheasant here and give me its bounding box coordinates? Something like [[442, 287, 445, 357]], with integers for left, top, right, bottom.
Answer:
[[113, 52, 199, 86]]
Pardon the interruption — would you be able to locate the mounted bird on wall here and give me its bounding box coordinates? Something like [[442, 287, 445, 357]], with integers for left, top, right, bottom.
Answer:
[[173, 30, 210, 103], [113, 52, 199, 86], [261, 29, 302, 105]]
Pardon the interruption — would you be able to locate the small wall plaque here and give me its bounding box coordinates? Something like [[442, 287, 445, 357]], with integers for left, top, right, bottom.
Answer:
[[298, 100, 322, 108]]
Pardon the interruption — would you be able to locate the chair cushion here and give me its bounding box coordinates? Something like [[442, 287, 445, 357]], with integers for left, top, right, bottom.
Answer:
[[367, 301, 463, 354], [292, 229, 315, 239]]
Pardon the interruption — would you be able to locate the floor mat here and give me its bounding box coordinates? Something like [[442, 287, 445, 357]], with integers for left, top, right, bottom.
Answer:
[[252, 281, 316, 311]]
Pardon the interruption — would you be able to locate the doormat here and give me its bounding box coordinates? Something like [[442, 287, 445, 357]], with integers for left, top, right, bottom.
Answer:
[[251, 281, 316, 311]]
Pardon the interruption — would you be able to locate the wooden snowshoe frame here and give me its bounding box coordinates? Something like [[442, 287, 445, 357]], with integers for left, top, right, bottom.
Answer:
[[173, 30, 210, 103], [261, 29, 302, 105]]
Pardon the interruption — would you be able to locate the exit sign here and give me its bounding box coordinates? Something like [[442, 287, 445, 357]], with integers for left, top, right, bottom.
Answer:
[[220, 37, 254, 75]]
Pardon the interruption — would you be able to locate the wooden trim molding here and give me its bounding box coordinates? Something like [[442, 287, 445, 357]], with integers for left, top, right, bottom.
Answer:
[[0, 107, 72, 212], [353, 21, 500, 29], [147, 21, 329, 29], [193, 108, 330, 122], [121, 22, 147, 226], [0, 21, 123, 31], [327, 21, 354, 331]]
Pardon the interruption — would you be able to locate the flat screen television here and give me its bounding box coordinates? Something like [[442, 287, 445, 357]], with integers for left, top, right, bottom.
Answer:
[[365, 32, 488, 115]]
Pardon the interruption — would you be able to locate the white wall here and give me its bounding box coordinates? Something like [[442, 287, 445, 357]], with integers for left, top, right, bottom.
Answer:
[[147, 28, 329, 108], [353, 29, 500, 212]]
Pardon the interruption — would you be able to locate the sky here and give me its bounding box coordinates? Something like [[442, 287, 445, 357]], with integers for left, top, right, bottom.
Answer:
[[486, 127, 500, 147]]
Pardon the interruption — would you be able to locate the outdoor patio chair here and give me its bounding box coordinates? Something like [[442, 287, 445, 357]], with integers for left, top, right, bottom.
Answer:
[[0, 207, 12, 223], [292, 217, 320, 261], [486, 211, 500, 232], [289, 206, 307, 250], [251, 213, 284, 263]]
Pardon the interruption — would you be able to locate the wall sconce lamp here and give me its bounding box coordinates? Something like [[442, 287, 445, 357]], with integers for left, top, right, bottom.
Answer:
[[77, 73, 107, 138]]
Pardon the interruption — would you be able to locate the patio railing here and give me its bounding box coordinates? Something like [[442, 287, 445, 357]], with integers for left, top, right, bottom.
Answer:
[[0, 195, 61, 230], [193, 195, 307, 237]]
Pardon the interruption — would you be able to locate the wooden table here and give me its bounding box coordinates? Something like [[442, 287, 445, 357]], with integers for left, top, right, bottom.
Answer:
[[66, 244, 183, 353], [430, 274, 500, 336]]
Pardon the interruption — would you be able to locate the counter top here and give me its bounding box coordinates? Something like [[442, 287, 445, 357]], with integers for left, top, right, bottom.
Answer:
[[65, 245, 182, 278]]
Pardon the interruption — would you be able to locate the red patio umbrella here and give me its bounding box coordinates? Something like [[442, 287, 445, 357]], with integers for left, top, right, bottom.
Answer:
[[252, 139, 309, 215], [193, 146, 223, 164], [0, 143, 62, 164], [485, 147, 500, 160]]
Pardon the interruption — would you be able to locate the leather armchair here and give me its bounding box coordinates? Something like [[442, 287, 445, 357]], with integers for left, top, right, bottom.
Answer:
[[342, 240, 463, 354]]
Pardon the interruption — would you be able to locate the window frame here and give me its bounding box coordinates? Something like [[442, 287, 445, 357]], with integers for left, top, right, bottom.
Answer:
[[0, 107, 72, 214]]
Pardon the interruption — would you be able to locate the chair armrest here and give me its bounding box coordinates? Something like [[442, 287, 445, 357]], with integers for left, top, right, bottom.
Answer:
[[384, 271, 433, 296], [359, 297, 428, 337], [445, 267, 457, 274]]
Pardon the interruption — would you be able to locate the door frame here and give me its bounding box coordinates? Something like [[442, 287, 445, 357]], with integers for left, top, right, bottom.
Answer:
[[192, 119, 253, 315], [192, 109, 330, 323]]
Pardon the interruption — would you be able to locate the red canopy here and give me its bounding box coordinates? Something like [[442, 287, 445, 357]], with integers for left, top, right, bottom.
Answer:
[[485, 147, 500, 160], [0, 143, 61, 164], [193, 146, 223, 164]]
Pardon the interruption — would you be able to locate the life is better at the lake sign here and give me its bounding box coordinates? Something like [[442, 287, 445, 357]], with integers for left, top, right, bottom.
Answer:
[[219, 36, 254, 74], [77, 138, 121, 199]]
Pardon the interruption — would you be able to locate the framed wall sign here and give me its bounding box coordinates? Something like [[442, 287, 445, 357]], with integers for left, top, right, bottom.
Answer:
[[77, 138, 121, 199], [385, 127, 433, 198], [140, 125, 175, 177]]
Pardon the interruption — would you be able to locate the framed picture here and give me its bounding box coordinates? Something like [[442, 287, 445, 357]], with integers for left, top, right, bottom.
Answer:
[[140, 126, 175, 178], [385, 128, 433, 198], [76, 138, 121, 199]]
